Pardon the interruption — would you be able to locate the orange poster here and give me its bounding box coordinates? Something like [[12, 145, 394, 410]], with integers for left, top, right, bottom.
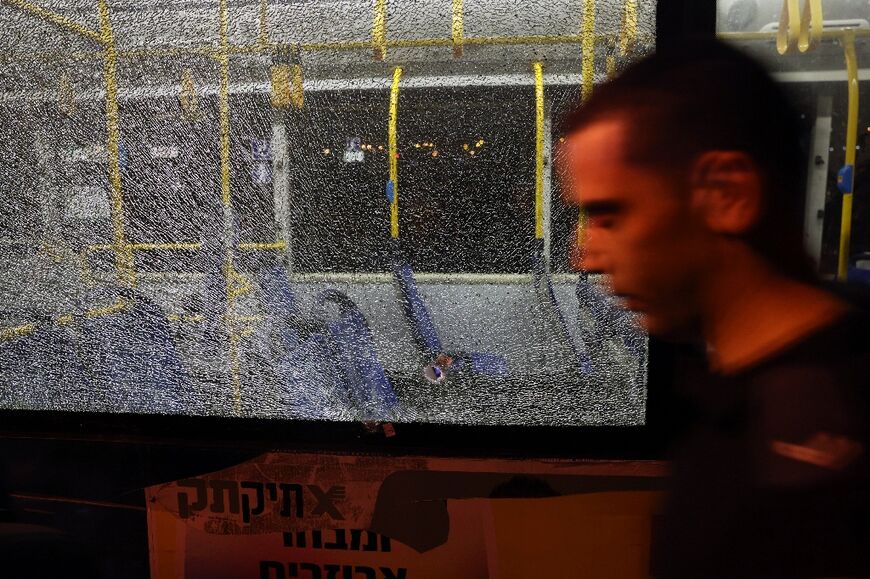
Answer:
[[146, 453, 665, 579]]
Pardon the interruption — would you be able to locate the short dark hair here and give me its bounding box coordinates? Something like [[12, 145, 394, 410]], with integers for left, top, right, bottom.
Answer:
[[564, 39, 815, 282]]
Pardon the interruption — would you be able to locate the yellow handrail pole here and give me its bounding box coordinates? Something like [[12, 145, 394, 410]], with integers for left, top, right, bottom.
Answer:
[[97, 0, 135, 288], [452, 0, 464, 58], [1, 0, 103, 43], [88, 241, 284, 252], [581, 0, 595, 101], [606, 0, 637, 79], [389, 66, 403, 239], [219, 12, 232, 212], [0, 324, 37, 342], [258, 0, 269, 50], [719, 29, 870, 42], [1, 298, 130, 343], [372, 0, 387, 61], [2, 32, 661, 63], [533, 61, 545, 241], [837, 30, 860, 280], [619, 0, 637, 56], [218, 0, 243, 414], [238, 241, 288, 251], [131, 242, 201, 251]]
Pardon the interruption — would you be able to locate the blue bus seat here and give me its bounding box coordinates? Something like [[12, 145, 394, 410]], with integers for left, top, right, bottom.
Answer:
[[256, 269, 394, 419], [393, 261, 510, 378], [257, 265, 302, 351], [536, 270, 594, 376], [392, 262, 443, 356], [315, 289, 399, 420]]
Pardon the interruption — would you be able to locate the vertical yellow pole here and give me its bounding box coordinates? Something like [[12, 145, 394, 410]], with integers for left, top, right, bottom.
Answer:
[[452, 0, 464, 58], [219, 4, 231, 210], [97, 0, 135, 287], [581, 0, 595, 101], [218, 0, 242, 413], [373, 0, 387, 61], [534, 62, 545, 241], [389, 66, 403, 239], [837, 31, 859, 280], [619, 0, 637, 56]]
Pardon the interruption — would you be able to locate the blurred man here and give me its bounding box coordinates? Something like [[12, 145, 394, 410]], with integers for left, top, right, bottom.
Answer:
[[562, 40, 870, 578]]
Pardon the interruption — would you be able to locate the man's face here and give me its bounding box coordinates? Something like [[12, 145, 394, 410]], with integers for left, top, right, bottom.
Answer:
[[563, 118, 710, 337]]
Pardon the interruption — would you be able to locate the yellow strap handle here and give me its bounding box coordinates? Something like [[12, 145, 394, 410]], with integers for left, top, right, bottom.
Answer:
[[452, 0, 464, 58], [606, 53, 617, 79], [258, 0, 269, 49], [581, 0, 595, 102], [533, 62, 545, 240], [389, 67, 403, 239], [798, 0, 823, 53], [777, 0, 801, 55], [271, 63, 304, 109], [180, 67, 199, 120]]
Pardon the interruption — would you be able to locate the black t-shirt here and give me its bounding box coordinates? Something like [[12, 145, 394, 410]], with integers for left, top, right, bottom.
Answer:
[[654, 312, 870, 579]]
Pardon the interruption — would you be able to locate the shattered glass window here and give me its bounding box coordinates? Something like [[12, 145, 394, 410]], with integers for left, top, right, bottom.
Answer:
[[0, 0, 655, 425]]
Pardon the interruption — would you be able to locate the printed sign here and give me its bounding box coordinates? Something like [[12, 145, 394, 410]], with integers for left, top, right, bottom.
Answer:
[[146, 452, 664, 579], [151, 145, 180, 159], [344, 137, 364, 163], [64, 144, 107, 163], [252, 138, 273, 161]]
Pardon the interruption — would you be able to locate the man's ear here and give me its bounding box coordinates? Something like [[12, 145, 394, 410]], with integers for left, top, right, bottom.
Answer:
[[689, 151, 763, 235]]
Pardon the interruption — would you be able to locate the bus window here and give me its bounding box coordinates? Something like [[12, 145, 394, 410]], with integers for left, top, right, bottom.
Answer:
[[0, 0, 656, 426], [718, 0, 870, 280]]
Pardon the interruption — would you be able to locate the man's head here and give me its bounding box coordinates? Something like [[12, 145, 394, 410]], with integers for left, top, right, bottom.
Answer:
[[562, 40, 814, 337]]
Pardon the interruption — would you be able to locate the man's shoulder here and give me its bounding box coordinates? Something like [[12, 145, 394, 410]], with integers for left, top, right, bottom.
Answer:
[[757, 305, 870, 375], [750, 307, 870, 408], [748, 309, 870, 484]]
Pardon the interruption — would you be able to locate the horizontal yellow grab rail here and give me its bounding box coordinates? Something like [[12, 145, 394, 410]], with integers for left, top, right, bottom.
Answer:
[[2, 32, 655, 62], [85, 241, 287, 254], [0, 299, 129, 342], [0, 323, 37, 341], [237, 241, 288, 251], [719, 28, 870, 42], [1, 0, 104, 44]]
